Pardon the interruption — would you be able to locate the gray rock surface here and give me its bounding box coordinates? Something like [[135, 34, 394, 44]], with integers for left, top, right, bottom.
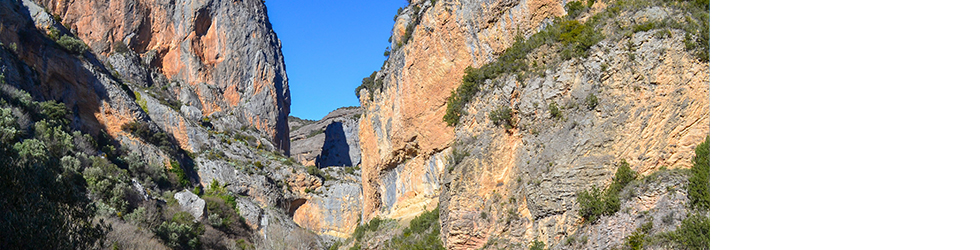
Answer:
[[175, 190, 207, 222], [289, 107, 362, 167]]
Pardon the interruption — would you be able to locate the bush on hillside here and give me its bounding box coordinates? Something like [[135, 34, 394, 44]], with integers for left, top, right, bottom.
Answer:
[[577, 160, 637, 223], [488, 105, 514, 129], [688, 137, 709, 211]]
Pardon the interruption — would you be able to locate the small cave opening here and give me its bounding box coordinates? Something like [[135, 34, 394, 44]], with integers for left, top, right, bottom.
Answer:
[[194, 8, 212, 36], [287, 198, 307, 217]]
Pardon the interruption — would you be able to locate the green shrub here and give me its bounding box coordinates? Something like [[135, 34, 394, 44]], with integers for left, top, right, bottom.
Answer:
[[488, 105, 514, 129], [549, 102, 562, 119], [134, 91, 149, 113], [351, 217, 387, 241], [529, 240, 546, 250], [38, 100, 69, 125], [577, 160, 635, 224], [623, 221, 654, 250], [56, 34, 88, 55], [306, 129, 322, 139], [443, 13, 603, 126], [683, 11, 709, 62], [155, 211, 203, 250], [121, 121, 174, 152], [83, 157, 135, 214], [688, 137, 709, 211], [655, 213, 709, 250], [585, 93, 598, 110], [565, 1, 588, 19], [169, 160, 191, 188], [355, 71, 382, 100], [387, 208, 445, 250], [306, 165, 336, 182], [202, 181, 244, 233], [577, 184, 618, 224], [0, 103, 108, 248], [609, 159, 637, 194]]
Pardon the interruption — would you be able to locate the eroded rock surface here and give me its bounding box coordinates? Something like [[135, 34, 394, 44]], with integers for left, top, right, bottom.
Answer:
[[359, 0, 567, 224], [37, 0, 291, 153]]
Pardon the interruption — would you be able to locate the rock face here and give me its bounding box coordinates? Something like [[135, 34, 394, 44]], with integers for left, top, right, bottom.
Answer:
[[289, 169, 363, 239], [37, 0, 291, 153], [287, 107, 365, 238], [289, 107, 362, 168], [358, 0, 709, 249], [175, 190, 207, 221], [358, 0, 567, 223]]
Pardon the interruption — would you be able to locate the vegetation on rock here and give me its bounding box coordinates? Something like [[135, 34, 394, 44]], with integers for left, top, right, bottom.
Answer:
[[0, 78, 108, 248], [578, 160, 637, 224]]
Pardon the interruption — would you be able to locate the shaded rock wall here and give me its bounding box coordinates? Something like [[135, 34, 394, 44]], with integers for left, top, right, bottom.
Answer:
[[289, 107, 362, 168]]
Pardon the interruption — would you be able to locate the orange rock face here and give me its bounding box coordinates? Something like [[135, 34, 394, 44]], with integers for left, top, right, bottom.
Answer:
[[358, 0, 566, 222], [360, 1, 709, 248], [38, 0, 291, 152]]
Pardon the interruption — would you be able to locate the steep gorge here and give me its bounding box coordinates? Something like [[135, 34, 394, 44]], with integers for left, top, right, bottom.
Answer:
[[0, 0, 708, 249]]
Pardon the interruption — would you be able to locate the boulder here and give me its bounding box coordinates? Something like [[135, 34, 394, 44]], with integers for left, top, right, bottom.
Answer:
[[174, 190, 206, 222]]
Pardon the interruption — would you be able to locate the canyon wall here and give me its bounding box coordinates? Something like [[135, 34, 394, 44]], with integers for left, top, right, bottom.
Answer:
[[358, 0, 709, 249], [37, 0, 291, 153], [358, 0, 567, 223]]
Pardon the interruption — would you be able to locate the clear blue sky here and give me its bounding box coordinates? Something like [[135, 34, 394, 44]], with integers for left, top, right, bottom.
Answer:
[[266, 0, 407, 120]]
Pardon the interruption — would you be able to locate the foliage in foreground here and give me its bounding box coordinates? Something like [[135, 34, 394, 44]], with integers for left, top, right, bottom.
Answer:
[[0, 78, 108, 248]]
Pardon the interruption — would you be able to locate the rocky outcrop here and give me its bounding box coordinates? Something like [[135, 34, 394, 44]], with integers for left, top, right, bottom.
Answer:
[[175, 190, 207, 221], [289, 107, 362, 167], [37, 0, 291, 153], [289, 168, 363, 239]]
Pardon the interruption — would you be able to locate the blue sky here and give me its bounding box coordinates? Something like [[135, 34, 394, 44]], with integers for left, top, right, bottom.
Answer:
[[266, 0, 407, 120]]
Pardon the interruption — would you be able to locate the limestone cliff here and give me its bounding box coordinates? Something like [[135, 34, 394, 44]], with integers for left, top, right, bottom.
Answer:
[[358, 0, 567, 223], [37, 0, 291, 153], [357, 0, 709, 249]]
